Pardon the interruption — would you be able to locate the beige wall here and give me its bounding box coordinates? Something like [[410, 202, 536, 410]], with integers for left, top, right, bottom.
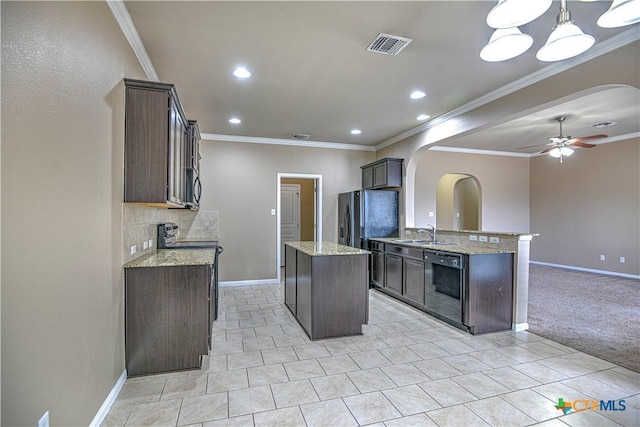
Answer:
[[1, 2, 145, 425], [414, 150, 530, 233], [199, 140, 374, 282], [530, 138, 639, 275]]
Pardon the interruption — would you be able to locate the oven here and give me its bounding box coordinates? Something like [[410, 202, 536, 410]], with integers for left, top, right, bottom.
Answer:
[[158, 223, 223, 323], [424, 250, 466, 331]]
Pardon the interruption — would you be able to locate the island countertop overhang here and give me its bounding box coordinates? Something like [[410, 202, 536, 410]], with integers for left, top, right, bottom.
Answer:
[[285, 241, 371, 257]]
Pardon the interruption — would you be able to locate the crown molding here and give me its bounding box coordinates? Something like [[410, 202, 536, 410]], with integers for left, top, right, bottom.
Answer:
[[201, 133, 376, 152], [376, 28, 640, 151], [107, 0, 159, 81], [428, 146, 531, 158]]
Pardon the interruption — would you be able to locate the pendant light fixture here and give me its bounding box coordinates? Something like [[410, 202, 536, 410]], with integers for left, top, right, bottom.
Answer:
[[597, 0, 640, 27], [480, 28, 534, 61], [486, 0, 553, 28], [536, 0, 595, 62]]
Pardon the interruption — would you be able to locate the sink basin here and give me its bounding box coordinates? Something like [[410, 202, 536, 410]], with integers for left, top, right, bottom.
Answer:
[[393, 239, 456, 245]]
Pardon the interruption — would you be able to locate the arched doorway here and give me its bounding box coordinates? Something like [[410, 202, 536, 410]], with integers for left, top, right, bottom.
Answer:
[[436, 173, 481, 230]]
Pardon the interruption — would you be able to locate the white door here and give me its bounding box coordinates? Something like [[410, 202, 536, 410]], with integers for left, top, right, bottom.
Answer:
[[281, 184, 300, 266]]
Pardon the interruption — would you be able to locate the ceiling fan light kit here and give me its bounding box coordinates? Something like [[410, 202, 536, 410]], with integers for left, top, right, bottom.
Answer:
[[548, 146, 574, 158], [480, 28, 534, 62], [481, 0, 639, 62]]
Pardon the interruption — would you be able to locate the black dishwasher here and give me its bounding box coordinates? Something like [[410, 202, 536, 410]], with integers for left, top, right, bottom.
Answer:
[[424, 250, 466, 330]]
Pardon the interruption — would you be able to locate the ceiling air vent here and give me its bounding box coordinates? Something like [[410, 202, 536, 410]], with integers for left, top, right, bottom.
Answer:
[[592, 121, 617, 128], [291, 133, 310, 140], [366, 33, 412, 55]]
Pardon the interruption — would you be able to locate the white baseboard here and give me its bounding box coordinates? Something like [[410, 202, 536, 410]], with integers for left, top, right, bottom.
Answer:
[[513, 323, 529, 332], [89, 369, 127, 427], [219, 278, 279, 287], [530, 261, 640, 280]]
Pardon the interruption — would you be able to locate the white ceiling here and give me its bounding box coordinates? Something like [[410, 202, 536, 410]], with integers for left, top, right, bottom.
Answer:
[[122, 1, 640, 154]]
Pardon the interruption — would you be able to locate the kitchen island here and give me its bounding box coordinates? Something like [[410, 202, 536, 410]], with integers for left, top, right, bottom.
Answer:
[[123, 249, 217, 376], [285, 241, 370, 340]]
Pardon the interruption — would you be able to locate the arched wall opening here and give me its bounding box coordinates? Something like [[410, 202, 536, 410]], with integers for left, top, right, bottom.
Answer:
[[436, 174, 481, 231]]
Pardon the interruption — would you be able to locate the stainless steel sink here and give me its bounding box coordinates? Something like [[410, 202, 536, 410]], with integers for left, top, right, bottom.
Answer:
[[393, 239, 456, 245]]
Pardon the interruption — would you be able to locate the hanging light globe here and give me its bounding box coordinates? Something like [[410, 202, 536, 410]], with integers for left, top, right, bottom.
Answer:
[[480, 28, 534, 62]]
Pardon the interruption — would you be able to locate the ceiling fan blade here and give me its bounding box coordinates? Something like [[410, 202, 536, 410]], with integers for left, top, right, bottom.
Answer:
[[540, 146, 555, 154], [567, 134, 607, 143], [569, 141, 597, 148], [517, 143, 550, 150]]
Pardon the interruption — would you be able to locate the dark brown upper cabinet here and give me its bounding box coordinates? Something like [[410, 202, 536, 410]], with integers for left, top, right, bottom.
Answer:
[[361, 158, 403, 189], [124, 78, 192, 208]]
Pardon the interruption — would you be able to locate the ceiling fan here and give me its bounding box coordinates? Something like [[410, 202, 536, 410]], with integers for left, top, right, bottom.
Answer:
[[519, 116, 607, 162]]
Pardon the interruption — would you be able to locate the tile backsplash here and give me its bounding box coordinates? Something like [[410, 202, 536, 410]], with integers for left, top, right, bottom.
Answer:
[[122, 205, 220, 264]]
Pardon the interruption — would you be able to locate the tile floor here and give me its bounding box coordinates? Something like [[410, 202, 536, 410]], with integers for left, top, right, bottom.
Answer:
[[102, 283, 640, 426]]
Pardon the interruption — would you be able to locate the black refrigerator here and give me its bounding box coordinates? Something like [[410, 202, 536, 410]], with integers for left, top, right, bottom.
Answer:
[[338, 190, 399, 249]]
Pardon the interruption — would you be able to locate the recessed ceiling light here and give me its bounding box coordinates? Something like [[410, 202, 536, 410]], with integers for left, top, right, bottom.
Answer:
[[417, 114, 430, 121], [232, 66, 251, 79], [410, 90, 426, 100], [229, 117, 242, 124], [350, 129, 362, 135]]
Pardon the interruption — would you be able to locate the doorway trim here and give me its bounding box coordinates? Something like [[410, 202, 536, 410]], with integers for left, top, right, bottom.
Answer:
[[276, 173, 323, 283]]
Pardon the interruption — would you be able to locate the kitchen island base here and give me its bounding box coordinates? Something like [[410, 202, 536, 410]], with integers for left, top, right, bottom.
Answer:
[[285, 242, 370, 340]]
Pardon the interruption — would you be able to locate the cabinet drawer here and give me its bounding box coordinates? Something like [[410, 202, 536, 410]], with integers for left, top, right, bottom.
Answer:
[[385, 244, 422, 259]]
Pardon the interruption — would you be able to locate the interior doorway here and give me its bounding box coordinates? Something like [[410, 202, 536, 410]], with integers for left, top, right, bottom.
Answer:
[[276, 173, 322, 281], [280, 183, 301, 266], [436, 173, 481, 230]]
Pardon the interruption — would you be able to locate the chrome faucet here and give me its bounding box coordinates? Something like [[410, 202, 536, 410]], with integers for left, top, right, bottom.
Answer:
[[418, 224, 437, 242]]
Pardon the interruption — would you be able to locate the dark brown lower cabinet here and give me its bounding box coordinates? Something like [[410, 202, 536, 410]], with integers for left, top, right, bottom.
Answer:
[[125, 264, 210, 376], [285, 248, 369, 340], [403, 257, 426, 305], [465, 253, 513, 334], [384, 254, 403, 293]]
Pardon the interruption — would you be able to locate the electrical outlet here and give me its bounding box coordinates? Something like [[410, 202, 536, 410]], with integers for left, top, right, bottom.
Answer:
[[148, 239, 153, 248], [130, 245, 137, 255], [469, 235, 478, 241], [428, 211, 434, 217], [479, 235, 488, 242], [405, 230, 411, 235], [620, 256, 626, 264], [143, 241, 148, 250], [38, 411, 49, 427], [600, 254, 605, 261], [489, 236, 500, 243]]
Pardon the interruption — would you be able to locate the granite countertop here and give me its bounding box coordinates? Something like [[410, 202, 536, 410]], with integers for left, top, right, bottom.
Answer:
[[371, 238, 515, 255], [286, 241, 371, 257], [123, 249, 217, 268]]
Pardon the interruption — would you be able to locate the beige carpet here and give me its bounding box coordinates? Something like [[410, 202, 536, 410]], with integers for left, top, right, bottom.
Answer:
[[527, 264, 640, 372]]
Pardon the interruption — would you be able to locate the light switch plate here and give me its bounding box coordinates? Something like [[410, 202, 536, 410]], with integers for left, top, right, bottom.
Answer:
[[38, 411, 49, 427], [469, 235, 478, 241], [130, 245, 137, 255], [479, 236, 488, 242], [271, 209, 276, 216]]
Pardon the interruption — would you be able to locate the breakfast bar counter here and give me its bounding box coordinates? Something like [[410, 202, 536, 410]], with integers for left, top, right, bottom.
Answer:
[[284, 241, 370, 340]]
